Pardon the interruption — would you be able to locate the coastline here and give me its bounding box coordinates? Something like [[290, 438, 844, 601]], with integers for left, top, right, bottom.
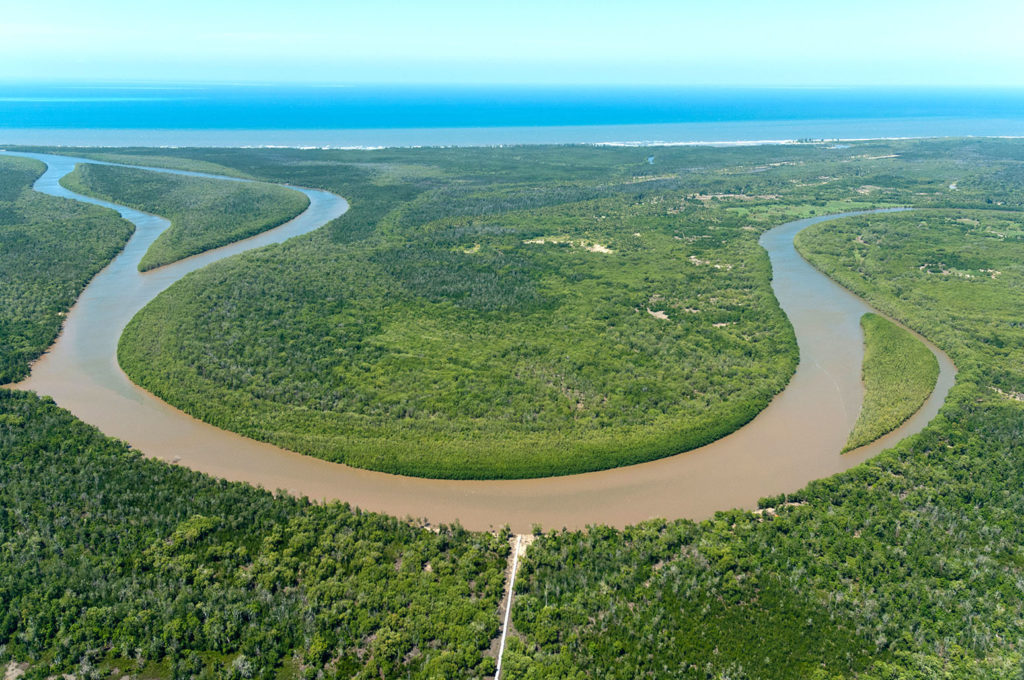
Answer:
[[3, 116, 1024, 149]]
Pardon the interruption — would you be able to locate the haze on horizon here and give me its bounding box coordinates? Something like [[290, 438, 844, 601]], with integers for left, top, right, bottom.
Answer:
[[4, 0, 1024, 87]]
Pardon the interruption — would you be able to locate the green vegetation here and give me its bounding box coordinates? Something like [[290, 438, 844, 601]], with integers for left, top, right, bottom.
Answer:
[[99, 141, 923, 480], [0, 155, 133, 384], [118, 185, 799, 478], [94, 138, 1007, 480], [61, 163, 309, 271], [61, 152, 255, 179], [508, 196, 1024, 679], [9, 140, 1024, 677], [843, 313, 939, 451], [0, 389, 508, 679], [83, 139, 1015, 480], [110, 144, 853, 479], [1, 149, 506, 680]]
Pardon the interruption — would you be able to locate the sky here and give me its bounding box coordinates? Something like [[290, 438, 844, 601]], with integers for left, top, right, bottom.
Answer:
[[4, 0, 1024, 86]]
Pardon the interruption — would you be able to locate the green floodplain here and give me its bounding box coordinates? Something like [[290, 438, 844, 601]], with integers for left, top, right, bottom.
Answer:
[[2, 138, 1024, 677], [61, 163, 309, 271], [842, 313, 940, 452], [114, 152, 803, 479]]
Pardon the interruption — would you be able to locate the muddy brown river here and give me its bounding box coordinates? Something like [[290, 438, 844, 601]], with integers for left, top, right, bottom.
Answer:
[[4, 151, 956, 532]]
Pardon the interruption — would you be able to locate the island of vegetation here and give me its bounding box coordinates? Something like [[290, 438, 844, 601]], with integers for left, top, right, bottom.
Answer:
[[60, 163, 309, 271], [0, 155, 133, 384], [112, 148, 809, 479], [841, 313, 939, 451]]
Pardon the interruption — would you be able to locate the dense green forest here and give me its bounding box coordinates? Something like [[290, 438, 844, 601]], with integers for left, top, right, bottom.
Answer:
[[842, 313, 939, 451], [61, 164, 308, 271], [97, 141, 952, 479], [0, 389, 508, 679], [0, 155, 133, 384], [117, 181, 801, 478], [507, 193, 1024, 679], [7, 140, 1024, 677], [1, 150, 510, 678], [92, 139, 1013, 479]]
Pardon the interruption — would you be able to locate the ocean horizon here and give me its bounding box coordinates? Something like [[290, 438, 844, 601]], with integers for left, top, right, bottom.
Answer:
[[2, 84, 1024, 147]]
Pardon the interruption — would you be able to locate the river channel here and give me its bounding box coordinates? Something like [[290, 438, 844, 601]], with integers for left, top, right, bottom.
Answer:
[[4, 151, 956, 532]]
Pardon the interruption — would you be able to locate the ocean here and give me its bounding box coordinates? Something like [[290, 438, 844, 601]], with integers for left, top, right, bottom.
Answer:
[[2, 84, 1024, 147]]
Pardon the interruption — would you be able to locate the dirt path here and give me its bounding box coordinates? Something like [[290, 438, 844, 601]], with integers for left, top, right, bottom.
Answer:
[[493, 534, 534, 679]]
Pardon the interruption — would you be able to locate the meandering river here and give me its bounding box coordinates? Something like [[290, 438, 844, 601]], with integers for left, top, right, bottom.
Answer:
[[3, 151, 956, 532]]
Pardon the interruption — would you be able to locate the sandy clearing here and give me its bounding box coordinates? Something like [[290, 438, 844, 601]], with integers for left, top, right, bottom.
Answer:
[[991, 386, 1024, 402], [523, 236, 612, 253], [5, 662, 27, 680]]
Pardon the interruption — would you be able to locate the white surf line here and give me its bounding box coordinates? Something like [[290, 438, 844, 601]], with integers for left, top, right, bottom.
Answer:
[[495, 535, 523, 680]]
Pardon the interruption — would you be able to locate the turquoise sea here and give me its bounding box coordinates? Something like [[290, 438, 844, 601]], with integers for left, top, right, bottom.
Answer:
[[2, 84, 1023, 147]]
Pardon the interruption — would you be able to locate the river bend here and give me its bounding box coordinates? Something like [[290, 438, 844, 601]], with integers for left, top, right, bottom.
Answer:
[[3, 151, 956, 532]]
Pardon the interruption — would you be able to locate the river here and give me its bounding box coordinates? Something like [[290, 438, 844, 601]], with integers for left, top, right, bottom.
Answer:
[[3, 151, 956, 532]]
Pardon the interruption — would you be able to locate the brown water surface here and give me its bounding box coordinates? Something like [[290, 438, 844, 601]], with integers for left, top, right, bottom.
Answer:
[[4, 152, 956, 532]]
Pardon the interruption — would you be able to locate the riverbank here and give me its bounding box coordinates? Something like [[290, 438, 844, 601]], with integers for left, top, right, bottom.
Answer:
[[4, 151, 955, 532]]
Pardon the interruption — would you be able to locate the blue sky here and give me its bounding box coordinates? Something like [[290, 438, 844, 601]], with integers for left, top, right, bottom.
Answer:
[[4, 0, 1024, 86]]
